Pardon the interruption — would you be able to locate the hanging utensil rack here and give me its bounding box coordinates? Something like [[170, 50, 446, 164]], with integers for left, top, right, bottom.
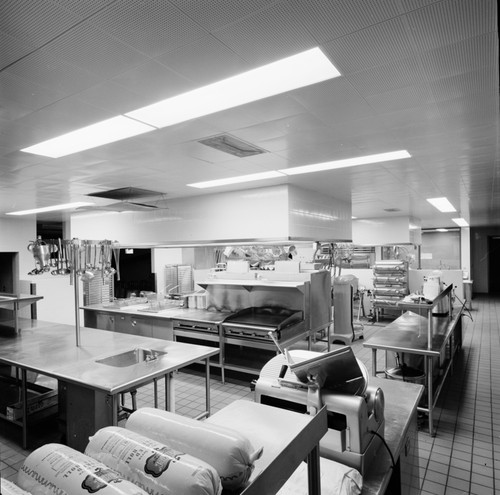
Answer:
[[27, 238, 120, 346]]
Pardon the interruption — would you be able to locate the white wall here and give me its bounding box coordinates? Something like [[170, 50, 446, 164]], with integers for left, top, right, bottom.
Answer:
[[25, 275, 79, 325], [0, 217, 37, 281], [0, 217, 77, 325], [152, 248, 183, 294], [460, 227, 471, 277], [409, 269, 464, 302], [352, 216, 421, 245]]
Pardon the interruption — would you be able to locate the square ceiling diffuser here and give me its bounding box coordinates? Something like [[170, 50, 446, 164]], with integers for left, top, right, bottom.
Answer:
[[198, 134, 267, 158]]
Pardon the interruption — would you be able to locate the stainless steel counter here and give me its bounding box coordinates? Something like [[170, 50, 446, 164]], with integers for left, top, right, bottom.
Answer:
[[363, 309, 461, 357], [0, 293, 44, 334], [0, 293, 43, 308], [362, 377, 423, 495], [0, 319, 218, 450], [82, 302, 232, 324], [364, 306, 464, 436]]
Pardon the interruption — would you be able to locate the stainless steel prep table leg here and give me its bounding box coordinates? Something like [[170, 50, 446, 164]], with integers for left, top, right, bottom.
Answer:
[[219, 326, 225, 384], [21, 368, 28, 449], [164, 358, 211, 419], [307, 444, 321, 495], [205, 358, 211, 415], [426, 355, 434, 437], [193, 358, 211, 420], [371, 348, 378, 376], [165, 372, 172, 412], [111, 393, 119, 426]]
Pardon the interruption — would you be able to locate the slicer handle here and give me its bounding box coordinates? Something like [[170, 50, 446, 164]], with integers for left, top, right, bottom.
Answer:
[[279, 365, 288, 379]]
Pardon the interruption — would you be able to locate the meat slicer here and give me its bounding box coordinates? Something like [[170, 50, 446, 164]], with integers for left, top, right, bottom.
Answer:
[[254, 346, 385, 475]]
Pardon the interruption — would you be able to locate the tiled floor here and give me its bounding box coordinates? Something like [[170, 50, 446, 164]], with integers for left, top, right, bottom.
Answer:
[[1, 295, 499, 494]]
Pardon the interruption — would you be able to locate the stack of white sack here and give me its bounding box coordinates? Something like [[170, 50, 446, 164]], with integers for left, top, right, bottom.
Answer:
[[1, 478, 32, 495], [17, 444, 147, 495], [85, 426, 222, 495], [126, 407, 264, 490]]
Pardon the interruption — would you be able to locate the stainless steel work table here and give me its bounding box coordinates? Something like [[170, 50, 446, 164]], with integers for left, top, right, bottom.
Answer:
[[363, 306, 464, 436], [0, 293, 44, 333], [362, 377, 423, 495], [0, 319, 218, 451], [207, 377, 423, 495], [207, 400, 328, 495]]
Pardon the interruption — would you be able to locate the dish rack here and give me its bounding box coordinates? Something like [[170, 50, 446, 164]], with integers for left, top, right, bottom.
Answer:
[[165, 264, 194, 296], [372, 260, 409, 321]]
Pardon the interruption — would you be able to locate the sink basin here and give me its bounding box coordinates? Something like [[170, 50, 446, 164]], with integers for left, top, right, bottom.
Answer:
[[95, 348, 168, 367]]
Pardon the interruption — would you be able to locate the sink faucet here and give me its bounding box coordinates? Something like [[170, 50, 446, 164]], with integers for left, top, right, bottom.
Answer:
[[143, 348, 158, 362]]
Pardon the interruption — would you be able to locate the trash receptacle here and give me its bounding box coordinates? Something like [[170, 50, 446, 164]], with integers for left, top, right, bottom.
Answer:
[[385, 365, 425, 385]]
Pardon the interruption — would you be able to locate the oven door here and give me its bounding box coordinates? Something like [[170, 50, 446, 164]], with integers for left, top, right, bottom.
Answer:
[[221, 323, 280, 375]]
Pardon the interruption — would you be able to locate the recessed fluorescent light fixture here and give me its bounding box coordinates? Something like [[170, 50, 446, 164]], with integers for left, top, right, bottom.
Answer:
[[278, 150, 411, 175], [126, 48, 340, 128], [187, 150, 410, 188], [436, 228, 449, 232], [188, 171, 285, 189], [426, 197, 456, 213], [21, 116, 155, 158], [7, 202, 94, 216], [452, 218, 469, 227]]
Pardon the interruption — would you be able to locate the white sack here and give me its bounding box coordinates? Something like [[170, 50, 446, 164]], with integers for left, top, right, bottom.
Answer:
[[85, 426, 221, 495], [126, 408, 263, 490], [276, 457, 363, 495], [1, 478, 32, 495], [17, 444, 147, 495]]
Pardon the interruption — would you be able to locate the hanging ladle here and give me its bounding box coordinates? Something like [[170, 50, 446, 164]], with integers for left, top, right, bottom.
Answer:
[[80, 241, 94, 282], [57, 238, 67, 275], [112, 241, 121, 281]]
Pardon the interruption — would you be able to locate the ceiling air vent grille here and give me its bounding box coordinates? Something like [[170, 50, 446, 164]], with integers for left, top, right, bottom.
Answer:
[[83, 187, 167, 212], [198, 134, 267, 157], [87, 187, 164, 201]]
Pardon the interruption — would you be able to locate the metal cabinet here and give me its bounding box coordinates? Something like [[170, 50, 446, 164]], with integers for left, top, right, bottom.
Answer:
[[87, 309, 174, 340], [96, 312, 115, 332], [84, 310, 115, 331], [152, 319, 174, 340], [115, 314, 152, 337]]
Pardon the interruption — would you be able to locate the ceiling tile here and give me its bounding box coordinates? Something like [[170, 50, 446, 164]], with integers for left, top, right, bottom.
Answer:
[[90, 1, 208, 57], [288, 0, 401, 43], [213, 1, 316, 64], [322, 16, 415, 74], [406, 0, 496, 52], [156, 35, 248, 86]]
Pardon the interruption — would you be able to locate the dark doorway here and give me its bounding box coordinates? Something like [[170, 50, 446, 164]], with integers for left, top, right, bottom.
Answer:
[[0, 252, 18, 293], [488, 237, 500, 293], [112, 248, 155, 298]]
